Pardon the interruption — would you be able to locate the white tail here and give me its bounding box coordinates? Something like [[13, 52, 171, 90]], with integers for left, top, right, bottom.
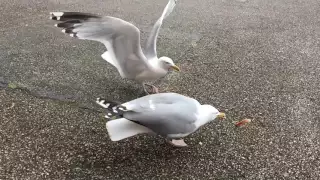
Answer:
[[106, 118, 153, 141]]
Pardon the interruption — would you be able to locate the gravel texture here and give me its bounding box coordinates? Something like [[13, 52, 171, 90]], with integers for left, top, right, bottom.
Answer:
[[1, 0, 320, 179]]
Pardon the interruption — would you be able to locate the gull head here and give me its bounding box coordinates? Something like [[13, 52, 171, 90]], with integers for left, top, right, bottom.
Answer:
[[159, 56, 180, 72], [195, 105, 226, 128], [202, 105, 226, 121]]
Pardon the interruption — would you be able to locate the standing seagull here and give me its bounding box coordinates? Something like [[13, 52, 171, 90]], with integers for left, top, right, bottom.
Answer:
[[96, 93, 226, 147], [50, 0, 180, 94]]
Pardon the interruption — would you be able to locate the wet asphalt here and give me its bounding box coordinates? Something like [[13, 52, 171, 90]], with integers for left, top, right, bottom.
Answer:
[[1, 0, 320, 179]]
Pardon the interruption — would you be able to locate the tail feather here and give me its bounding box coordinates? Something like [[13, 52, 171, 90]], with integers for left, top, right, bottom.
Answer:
[[106, 118, 152, 141], [96, 98, 128, 120]]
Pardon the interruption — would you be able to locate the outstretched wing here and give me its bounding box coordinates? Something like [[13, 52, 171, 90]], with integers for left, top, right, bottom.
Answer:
[[144, 0, 177, 59], [50, 12, 150, 78]]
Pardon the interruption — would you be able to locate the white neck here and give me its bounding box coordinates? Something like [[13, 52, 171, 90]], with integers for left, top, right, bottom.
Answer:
[[149, 58, 168, 72]]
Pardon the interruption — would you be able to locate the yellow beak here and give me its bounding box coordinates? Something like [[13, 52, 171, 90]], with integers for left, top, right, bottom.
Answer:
[[217, 112, 226, 120], [171, 65, 181, 72]]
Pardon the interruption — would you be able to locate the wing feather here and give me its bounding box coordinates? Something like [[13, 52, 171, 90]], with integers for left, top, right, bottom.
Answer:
[[144, 0, 177, 59], [122, 93, 199, 136], [50, 12, 149, 78]]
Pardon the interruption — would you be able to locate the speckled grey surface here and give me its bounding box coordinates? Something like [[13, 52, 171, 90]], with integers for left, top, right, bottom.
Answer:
[[1, 0, 320, 179]]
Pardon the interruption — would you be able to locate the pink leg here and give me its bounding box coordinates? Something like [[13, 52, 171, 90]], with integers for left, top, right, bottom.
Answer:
[[151, 85, 159, 94], [143, 84, 159, 94], [167, 139, 188, 147]]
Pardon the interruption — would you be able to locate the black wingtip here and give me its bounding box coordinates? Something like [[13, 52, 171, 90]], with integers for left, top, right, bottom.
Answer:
[[96, 98, 128, 120], [55, 20, 82, 28], [96, 98, 120, 109], [50, 11, 100, 21], [60, 27, 78, 38], [62, 27, 74, 33]]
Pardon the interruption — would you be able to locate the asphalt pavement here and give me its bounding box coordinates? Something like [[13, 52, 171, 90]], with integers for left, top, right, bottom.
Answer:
[[1, 0, 320, 179]]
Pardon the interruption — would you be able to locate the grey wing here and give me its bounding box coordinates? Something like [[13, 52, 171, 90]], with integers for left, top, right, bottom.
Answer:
[[122, 92, 197, 112], [50, 12, 149, 78], [123, 95, 199, 136], [144, 0, 177, 59]]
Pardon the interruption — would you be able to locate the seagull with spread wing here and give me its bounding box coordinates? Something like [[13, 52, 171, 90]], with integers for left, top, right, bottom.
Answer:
[[96, 93, 226, 147], [50, 0, 180, 94]]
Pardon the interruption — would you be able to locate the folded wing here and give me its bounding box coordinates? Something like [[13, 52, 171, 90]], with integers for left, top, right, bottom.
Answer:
[[123, 93, 199, 136]]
